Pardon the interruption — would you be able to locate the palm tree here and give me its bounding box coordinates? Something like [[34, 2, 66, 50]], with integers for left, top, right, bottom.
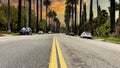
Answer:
[[53, 17, 61, 33], [110, 0, 115, 34], [33, 0, 36, 26], [36, 0, 39, 32], [74, 0, 78, 34], [89, 0, 93, 33], [96, 0, 101, 36], [24, 0, 26, 27], [66, 0, 78, 33], [48, 10, 52, 31], [83, 3, 87, 31], [28, 0, 31, 27], [43, 0, 51, 33], [79, 0, 83, 35], [48, 10, 57, 31], [7, 0, 11, 32], [40, 0, 43, 23], [64, 4, 72, 32], [18, 0, 22, 31]]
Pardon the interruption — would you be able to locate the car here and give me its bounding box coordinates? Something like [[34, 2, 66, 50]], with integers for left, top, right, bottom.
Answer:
[[69, 32, 75, 36], [80, 31, 92, 39], [65, 32, 75, 36], [38, 31, 44, 34], [65, 32, 70, 35], [48, 31, 52, 34], [20, 27, 32, 35], [26, 27, 32, 35]]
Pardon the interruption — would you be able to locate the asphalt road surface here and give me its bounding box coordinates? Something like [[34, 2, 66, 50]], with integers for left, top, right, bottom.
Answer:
[[1, 34, 120, 68], [57, 34, 120, 68], [0, 34, 53, 68]]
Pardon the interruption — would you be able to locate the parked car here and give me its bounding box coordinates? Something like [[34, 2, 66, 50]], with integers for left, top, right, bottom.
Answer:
[[20, 27, 32, 35], [69, 32, 75, 36], [48, 31, 52, 34], [65, 32, 75, 36], [80, 31, 92, 39], [38, 31, 44, 34]]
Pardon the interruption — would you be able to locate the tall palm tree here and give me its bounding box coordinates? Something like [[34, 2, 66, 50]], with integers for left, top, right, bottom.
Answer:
[[71, 3, 74, 32], [36, 0, 39, 32], [89, 0, 93, 33], [83, 2, 87, 31], [96, 0, 101, 36], [110, 0, 115, 34], [28, 0, 31, 27], [43, 0, 51, 33], [24, 0, 26, 27], [74, 0, 78, 34], [18, 0, 22, 31], [66, 0, 78, 33], [33, 0, 36, 26], [48, 10, 57, 31], [79, 0, 83, 35], [119, 0, 120, 19], [48, 10, 52, 31], [7, 0, 11, 32], [40, 0, 43, 23], [64, 4, 72, 32]]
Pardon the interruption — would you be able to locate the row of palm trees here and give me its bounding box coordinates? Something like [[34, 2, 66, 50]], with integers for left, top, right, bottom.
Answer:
[[7, 0, 52, 33], [65, 0, 116, 36]]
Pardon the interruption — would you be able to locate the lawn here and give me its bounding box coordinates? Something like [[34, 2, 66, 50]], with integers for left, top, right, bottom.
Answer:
[[0, 31, 19, 36], [93, 36, 120, 43]]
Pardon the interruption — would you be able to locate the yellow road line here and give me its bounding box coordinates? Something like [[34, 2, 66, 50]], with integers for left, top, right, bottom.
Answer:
[[49, 35, 67, 68], [49, 36, 57, 68], [55, 36, 67, 68]]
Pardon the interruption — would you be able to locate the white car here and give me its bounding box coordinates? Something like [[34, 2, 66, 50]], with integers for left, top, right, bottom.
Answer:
[[38, 31, 44, 34], [80, 32, 92, 39], [20, 27, 32, 35], [48, 31, 52, 34]]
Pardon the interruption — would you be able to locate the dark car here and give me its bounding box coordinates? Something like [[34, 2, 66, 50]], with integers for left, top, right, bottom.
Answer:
[[66, 32, 75, 36], [69, 32, 75, 36], [20, 27, 32, 35]]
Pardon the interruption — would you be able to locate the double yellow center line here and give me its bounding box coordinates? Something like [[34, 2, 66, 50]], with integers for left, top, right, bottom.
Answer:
[[49, 36, 67, 68]]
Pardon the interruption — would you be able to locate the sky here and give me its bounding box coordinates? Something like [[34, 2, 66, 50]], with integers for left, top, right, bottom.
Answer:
[[51, 0, 111, 25], [3, 0, 119, 25]]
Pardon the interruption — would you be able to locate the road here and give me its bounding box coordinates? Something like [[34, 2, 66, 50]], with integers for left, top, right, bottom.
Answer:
[[0, 34, 120, 68], [0, 35, 53, 68], [57, 34, 120, 68]]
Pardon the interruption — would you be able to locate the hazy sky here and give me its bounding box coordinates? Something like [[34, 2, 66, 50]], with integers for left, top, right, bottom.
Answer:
[[54, 0, 111, 25]]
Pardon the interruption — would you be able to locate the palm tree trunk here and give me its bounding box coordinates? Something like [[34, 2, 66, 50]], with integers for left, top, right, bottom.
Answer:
[[96, 0, 99, 36], [110, 0, 115, 34], [48, 7, 50, 31], [83, 3, 87, 31], [36, 0, 39, 32], [18, 0, 22, 31], [79, 0, 83, 35], [119, 0, 120, 19], [72, 3, 74, 32], [45, 6, 48, 33], [75, 3, 77, 34], [34, 0, 36, 26], [24, 0, 26, 27], [89, 0, 93, 33], [29, 0, 31, 27], [7, 0, 11, 32], [40, 0, 42, 22]]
